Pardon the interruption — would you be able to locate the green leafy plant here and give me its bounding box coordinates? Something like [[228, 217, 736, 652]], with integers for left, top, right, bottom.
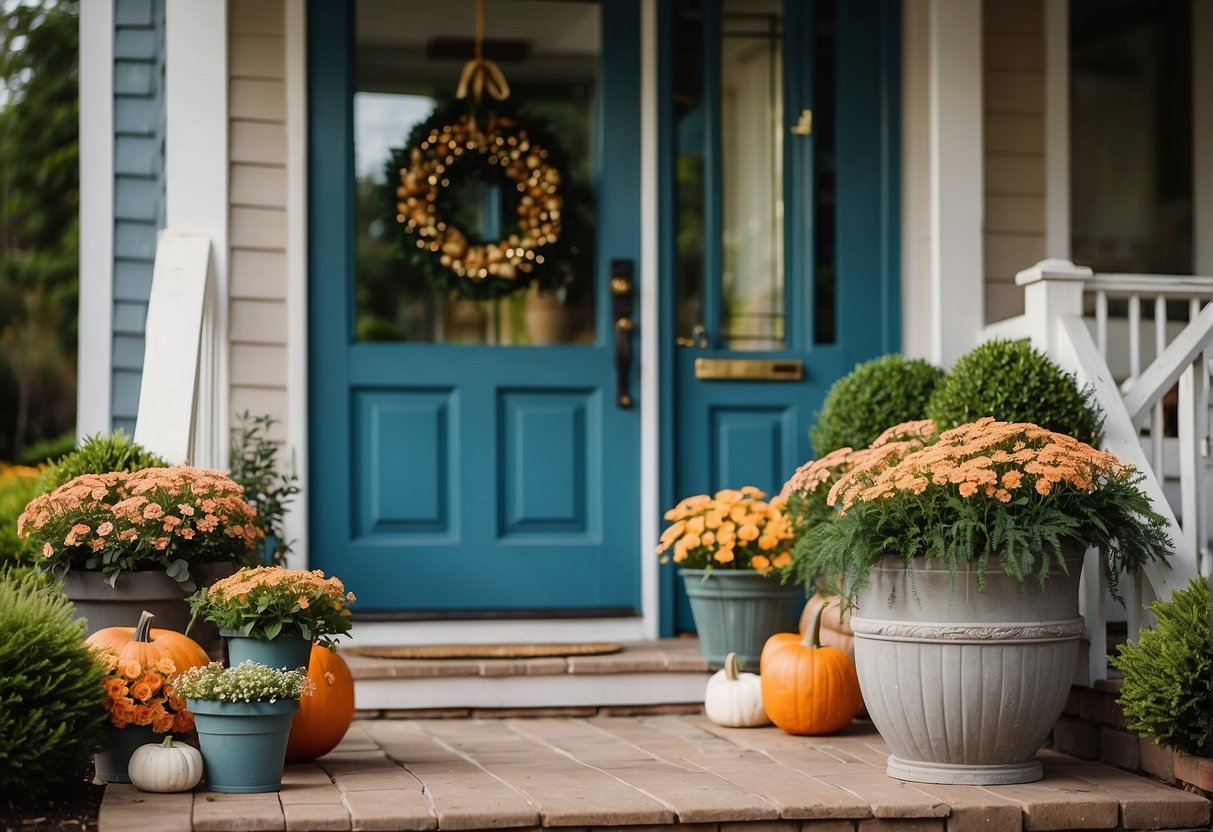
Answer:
[[810, 355, 943, 456], [926, 339, 1103, 445], [16, 429, 75, 466], [229, 412, 300, 566], [0, 568, 107, 804], [1110, 576, 1211, 754], [793, 418, 1172, 604], [0, 464, 43, 564], [18, 467, 264, 587], [173, 660, 314, 702], [38, 430, 167, 492], [187, 566, 355, 649]]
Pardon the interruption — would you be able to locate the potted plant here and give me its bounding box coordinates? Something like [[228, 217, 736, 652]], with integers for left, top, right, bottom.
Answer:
[[657, 486, 801, 669], [16, 466, 263, 636], [173, 660, 313, 793], [186, 566, 355, 671], [89, 632, 199, 783], [797, 417, 1172, 785]]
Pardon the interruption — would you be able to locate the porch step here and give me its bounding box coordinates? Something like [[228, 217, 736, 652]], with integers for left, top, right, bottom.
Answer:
[[342, 638, 712, 714], [99, 716, 1212, 832]]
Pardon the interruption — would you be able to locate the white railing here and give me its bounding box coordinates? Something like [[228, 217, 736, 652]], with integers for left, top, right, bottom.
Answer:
[[978, 259, 1210, 683]]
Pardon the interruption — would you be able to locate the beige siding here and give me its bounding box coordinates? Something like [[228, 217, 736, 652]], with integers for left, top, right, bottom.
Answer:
[[983, 0, 1046, 323], [229, 0, 288, 435]]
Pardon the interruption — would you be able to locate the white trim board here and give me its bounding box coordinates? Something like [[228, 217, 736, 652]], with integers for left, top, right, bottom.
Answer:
[[284, 0, 310, 570], [1044, 0, 1070, 260], [77, 0, 115, 440], [164, 1, 230, 469], [639, 0, 660, 640]]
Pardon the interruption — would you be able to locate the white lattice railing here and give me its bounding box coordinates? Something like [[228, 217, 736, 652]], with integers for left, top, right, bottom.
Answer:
[[979, 259, 1210, 684]]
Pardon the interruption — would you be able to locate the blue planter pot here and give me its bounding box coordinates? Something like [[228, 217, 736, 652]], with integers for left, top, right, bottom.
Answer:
[[189, 698, 300, 793], [222, 632, 312, 671], [94, 723, 158, 784], [679, 568, 804, 670]]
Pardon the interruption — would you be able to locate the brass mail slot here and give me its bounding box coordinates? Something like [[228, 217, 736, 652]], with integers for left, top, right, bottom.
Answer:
[[695, 358, 804, 381]]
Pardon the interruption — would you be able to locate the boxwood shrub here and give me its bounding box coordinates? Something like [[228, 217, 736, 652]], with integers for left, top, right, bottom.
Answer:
[[926, 339, 1102, 444], [1110, 576, 1211, 755], [810, 354, 943, 455], [0, 569, 106, 804]]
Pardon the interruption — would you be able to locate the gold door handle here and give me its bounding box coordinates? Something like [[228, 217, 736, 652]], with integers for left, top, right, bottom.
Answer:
[[791, 108, 813, 136]]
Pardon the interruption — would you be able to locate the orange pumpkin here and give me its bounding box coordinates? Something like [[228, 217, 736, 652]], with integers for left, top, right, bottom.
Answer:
[[798, 594, 854, 655], [761, 601, 862, 735], [86, 610, 210, 673], [285, 645, 355, 761]]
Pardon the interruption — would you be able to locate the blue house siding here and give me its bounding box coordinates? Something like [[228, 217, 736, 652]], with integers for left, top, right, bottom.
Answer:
[[110, 0, 165, 435]]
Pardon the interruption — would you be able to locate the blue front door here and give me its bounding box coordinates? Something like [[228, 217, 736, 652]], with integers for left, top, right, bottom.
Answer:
[[662, 0, 901, 631], [309, 1, 642, 613]]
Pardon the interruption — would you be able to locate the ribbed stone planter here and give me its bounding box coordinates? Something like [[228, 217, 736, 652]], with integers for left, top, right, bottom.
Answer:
[[851, 551, 1084, 785], [680, 568, 803, 670]]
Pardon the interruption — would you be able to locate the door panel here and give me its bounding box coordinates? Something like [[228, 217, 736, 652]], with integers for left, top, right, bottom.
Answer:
[[666, 0, 901, 631], [309, 0, 642, 614]]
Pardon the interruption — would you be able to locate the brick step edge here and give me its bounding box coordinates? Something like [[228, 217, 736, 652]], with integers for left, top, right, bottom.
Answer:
[[1054, 680, 1213, 797], [354, 702, 705, 720]]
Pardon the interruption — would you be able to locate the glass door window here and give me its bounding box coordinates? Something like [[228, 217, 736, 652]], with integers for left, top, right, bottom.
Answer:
[[352, 0, 600, 345]]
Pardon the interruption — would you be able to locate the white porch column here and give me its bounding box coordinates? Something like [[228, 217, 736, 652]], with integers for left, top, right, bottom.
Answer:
[[1044, 0, 1070, 259], [927, 0, 984, 366], [901, 0, 985, 365], [77, 0, 115, 439], [164, 0, 230, 468]]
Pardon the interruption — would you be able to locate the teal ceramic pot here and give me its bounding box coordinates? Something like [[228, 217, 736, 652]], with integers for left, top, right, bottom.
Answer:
[[222, 632, 312, 671], [679, 568, 804, 670], [189, 698, 300, 793], [94, 723, 159, 784]]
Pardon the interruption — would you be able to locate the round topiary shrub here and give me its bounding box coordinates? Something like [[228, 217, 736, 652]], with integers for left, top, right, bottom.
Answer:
[[0, 569, 107, 804], [810, 355, 943, 455], [1110, 576, 1210, 754], [926, 339, 1103, 444]]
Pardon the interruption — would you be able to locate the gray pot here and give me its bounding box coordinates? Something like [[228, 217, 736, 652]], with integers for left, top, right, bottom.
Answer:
[[851, 550, 1084, 785], [62, 563, 235, 656], [679, 568, 803, 670]]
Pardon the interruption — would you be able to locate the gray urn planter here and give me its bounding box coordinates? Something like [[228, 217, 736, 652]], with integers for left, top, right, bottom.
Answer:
[[680, 568, 803, 670], [851, 551, 1084, 785]]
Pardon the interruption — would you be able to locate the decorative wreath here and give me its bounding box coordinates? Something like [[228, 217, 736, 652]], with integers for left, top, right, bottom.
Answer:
[[390, 102, 575, 299]]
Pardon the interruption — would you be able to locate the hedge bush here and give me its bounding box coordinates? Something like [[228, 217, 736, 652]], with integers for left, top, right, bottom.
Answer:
[[37, 430, 167, 493], [926, 339, 1102, 444], [1110, 576, 1211, 754], [0, 465, 43, 565], [809, 355, 943, 455], [0, 569, 106, 804]]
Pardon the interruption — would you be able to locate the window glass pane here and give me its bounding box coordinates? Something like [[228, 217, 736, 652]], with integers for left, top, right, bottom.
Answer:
[[1071, 0, 1192, 274], [673, 0, 706, 342], [353, 0, 599, 344], [719, 0, 784, 350]]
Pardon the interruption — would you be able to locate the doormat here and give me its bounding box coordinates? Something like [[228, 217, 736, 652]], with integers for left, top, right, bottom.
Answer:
[[343, 642, 623, 660]]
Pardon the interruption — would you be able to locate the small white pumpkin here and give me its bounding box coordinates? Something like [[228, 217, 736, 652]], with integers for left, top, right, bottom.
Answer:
[[128, 735, 203, 793], [704, 652, 770, 728]]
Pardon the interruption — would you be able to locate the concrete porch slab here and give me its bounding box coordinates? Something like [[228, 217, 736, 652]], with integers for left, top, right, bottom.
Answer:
[[98, 716, 1210, 832]]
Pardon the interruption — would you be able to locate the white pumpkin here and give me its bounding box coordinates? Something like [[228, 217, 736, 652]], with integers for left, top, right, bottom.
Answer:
[[703, 652, 770, 728], [128, 735, 204, 793]]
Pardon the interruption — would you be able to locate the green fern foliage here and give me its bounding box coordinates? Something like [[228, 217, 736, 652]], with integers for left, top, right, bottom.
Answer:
[[0, 569, 106, 804], [1110, 576, 1211, 755], [810, 355, 943, 455]]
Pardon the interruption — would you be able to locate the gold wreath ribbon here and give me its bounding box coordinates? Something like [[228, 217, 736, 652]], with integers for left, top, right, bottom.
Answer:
[[455, 0, 510, 104], [455, 57, 510, 103]]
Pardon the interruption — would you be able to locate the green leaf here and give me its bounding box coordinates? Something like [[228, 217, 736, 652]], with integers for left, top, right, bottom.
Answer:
[[264, 620, 283, 640]]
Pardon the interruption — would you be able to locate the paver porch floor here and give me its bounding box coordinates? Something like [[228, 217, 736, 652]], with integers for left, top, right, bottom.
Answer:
[[100, 715, 1210, 832]]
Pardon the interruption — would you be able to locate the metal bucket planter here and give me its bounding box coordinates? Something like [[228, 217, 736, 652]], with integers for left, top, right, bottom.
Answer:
[[851, 551, 1084, 785], [680, 568, 803, 670], [190, 699, 300, 793]]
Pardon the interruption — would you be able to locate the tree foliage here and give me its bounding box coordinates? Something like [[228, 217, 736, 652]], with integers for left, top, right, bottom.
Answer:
[[0, 0, 80, 459]]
